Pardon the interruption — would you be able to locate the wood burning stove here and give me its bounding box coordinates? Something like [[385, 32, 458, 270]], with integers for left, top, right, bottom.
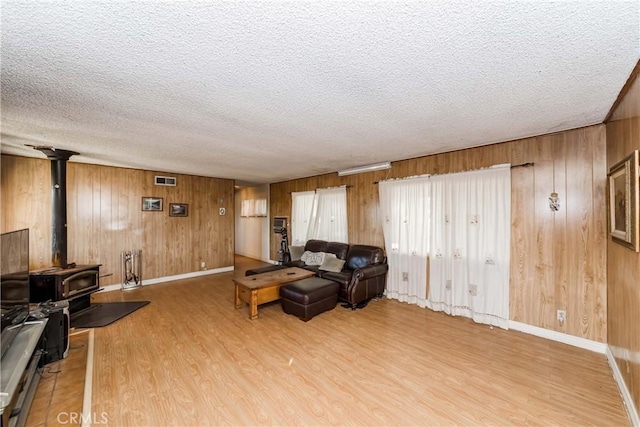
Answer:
[[28, 147, 101, 315], [29, 265, 100, 301], [29, 265, 101, 313]]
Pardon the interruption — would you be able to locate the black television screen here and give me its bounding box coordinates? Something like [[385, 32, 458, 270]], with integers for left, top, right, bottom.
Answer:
[[1, 228, 30, 358]]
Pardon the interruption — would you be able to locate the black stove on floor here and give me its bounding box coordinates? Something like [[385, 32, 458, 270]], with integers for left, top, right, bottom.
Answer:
[[29, 264, 101, 314]]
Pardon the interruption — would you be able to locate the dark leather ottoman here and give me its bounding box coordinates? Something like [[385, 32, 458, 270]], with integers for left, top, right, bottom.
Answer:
[[279, 277, 339, 321]]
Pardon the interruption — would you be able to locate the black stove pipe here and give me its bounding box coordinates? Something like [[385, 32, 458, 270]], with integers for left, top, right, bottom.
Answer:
[[35, 147, 79, 268]]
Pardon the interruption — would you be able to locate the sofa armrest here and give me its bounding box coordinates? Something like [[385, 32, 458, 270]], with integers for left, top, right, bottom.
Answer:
[[353, 263, 388, 281], [285, 260, 306, 268]]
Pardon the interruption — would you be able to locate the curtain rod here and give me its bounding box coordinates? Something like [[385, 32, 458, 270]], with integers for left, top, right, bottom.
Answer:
[[287, 185, 353, 194], [372, 163, 535, 184], [284, 163, 535, 192]]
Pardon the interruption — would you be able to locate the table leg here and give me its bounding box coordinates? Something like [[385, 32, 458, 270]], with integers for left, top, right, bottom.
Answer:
[[250, 289, 258, 320], [234, 284, 242, 309]]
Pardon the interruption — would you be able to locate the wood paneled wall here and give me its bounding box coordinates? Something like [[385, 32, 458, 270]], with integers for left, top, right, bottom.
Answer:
[[606, 65, 640, 415], [1, 156, 234, 286], [270, 125, 608, 342], [1, 156, 52, 267]]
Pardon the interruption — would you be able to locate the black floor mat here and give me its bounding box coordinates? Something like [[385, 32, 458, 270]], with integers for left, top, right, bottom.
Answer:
[[71, 301, 149, 328]]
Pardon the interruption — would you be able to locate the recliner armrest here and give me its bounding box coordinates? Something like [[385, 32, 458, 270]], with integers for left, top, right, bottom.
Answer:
[[353, 263, 388, 280]]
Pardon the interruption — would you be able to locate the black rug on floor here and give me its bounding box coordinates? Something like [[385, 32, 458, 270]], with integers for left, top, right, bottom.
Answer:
[[71, 301, 150, 328]]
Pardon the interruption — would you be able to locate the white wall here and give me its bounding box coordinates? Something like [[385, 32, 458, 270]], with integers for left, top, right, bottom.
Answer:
[[234, 185, 271, 262]]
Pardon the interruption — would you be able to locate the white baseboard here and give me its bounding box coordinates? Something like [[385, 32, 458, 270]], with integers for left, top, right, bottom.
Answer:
[[606, 346, 640, 427], [508, 321, 607, 354], [98, 265, 235, 293]]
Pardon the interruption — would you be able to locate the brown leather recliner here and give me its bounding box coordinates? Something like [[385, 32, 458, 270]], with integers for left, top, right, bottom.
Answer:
[[247, 239, 388, 309], [288, 240, 388, 309], [319, 244, 388, 309]]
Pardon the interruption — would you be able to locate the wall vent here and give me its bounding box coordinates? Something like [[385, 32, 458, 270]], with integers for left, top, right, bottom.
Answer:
[[154, 175, 177, 186]]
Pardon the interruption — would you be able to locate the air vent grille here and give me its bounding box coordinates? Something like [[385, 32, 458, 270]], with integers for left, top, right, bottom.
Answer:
[[154, 176, 177, 186]]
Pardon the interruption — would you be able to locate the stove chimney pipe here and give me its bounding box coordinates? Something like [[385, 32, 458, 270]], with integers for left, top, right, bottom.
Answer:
[[35, 147, 79, 268]]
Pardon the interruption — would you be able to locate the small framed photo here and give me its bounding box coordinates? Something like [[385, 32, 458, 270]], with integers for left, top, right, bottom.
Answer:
[[608, 150, 639, 251], [169, 203, 189, 217], [142, 197, 163, 212]]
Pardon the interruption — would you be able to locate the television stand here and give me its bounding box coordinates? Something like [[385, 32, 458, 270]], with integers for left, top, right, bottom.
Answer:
[[1, 320, 47, 427]]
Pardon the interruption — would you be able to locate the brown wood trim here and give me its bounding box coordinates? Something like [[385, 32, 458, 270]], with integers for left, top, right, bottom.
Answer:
[[604, 58, 640, 123]]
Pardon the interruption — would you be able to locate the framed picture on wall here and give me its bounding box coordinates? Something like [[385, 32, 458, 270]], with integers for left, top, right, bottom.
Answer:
[[169, 203, 189, 217], [608, 150, 639, 251], [142, 197, 163, 211]]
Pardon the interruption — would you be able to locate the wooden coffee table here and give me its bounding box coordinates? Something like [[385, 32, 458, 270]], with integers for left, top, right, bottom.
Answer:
[[234, 267, 315, 320]]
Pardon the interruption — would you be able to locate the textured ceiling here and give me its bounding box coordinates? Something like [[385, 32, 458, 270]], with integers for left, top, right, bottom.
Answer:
[[1, 2, 638, 185]]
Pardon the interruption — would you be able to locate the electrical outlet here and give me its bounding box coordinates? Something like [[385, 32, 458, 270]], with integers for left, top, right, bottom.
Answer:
[[557, 310, 566, 323], [200, 261, 206, 268], [402, 272, 409, 281]]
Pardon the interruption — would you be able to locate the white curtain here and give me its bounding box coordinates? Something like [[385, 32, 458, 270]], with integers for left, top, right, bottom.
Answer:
[[240, 199, 254, 217], [379, 176, 430, 306], [379, 166, 511, 329], [306, 187, 348, 243], [291, 191, 315, 246], [426, 166, 511, 329], [254, 199, 267, 217], [240, 199, 267, 217]]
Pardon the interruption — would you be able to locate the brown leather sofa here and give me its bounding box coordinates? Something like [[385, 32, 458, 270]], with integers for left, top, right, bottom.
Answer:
[[246, 239, 388, 309]]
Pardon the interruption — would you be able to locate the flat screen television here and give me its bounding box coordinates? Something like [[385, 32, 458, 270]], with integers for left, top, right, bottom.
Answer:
[[1, 228, 30, 359]]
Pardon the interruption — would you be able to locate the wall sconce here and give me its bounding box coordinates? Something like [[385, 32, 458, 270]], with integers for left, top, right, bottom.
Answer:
[[549, 192, 560, 211]]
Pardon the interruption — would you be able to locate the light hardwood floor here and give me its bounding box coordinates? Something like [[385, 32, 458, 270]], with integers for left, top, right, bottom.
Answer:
[[30, 255, 629, 426], [26, 331, 88, 427]]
